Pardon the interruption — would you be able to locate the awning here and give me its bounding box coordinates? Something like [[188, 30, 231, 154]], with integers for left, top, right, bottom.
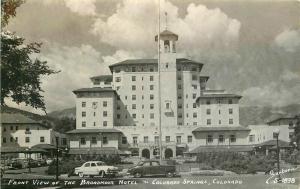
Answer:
[[1, 147, 47, 154], [68, 147, 122, 155], [255, 140, 291, 148], [31, 144, 57, 150], [192, 126, 250, 133], [186, 145, 254, 154], [66, 129, 122, 134]]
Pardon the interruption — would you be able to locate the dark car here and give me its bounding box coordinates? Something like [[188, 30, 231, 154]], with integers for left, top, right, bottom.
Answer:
[[127, 160, 176, 178]]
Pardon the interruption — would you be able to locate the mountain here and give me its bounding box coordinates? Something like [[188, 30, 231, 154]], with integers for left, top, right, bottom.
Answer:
[[48, 107, 76, 119], [48, 104, 300, 126]]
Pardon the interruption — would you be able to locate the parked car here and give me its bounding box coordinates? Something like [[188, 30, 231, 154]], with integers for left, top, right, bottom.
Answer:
[[74, 161, 119, 178], [127, 160, 177, 178]]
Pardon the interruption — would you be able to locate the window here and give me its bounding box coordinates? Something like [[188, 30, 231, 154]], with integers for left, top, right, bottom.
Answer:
[[80, 137, 86, 145], [178, 113, 182, 118], [122, 137, 127, 144], [166, 136, 170, 143], [206, 100, 211, 105], [177, 75, 181, 80], [103, 121, 107, 127], [193, 113, 197, 118], [132, 95, 136, 100], [219, 110, 221, 114], [206, 109, 211, 115], [133, 137, 138, 145], [150, 94, 154, 100], [193, 93, 196, 99], [178, 95, 182, 99], [25, 137, 30, 143], [93, 122, 96, 126], [219, 120, 221, 124], [103, 136, 108, 144], [218, 135, 224, 143], [176, 136, 181, 144], [249, 135, 255, 142], [207, 135, 213, 144], [15, 126, 18, 130], [178, 85, 182, 89], [10, 126, 13, 130], [150, 104, 154, 109], [150, 76, 154, 81], [193, 103, 196, 108], [132, 67, 136, 72], [192, 85, 197, 89], [91, 163, 96, 167], [230, 135, 236, 143], [154, 136, 159, 144], [103, 111, 107, 117], [102, 101, 107, 107], [115, 77, 121, 82], [165, 63, 169, 68], [117, 105, 120, 110], [186, 113, 189, 118], [188, 136, 193, 143], [229, 119, 233, 124], [150, 85, 154, 90], [228, 99, 233, 104], [144, 136, 148, 143], [82, 122, 86, 127], [10, 137, 13, 142], [207, 119, 211, 125], [166, 102, 170, 109], [186, 94, 188, 99], [178, 104, 182, 109], [82, 102, 86, 107], [62, 138, 67, 145], [117, 114, 121, 119], [132, 114, 136, 118], [192, 75, 197, 80], [132, 85, 136, 91], [229, 108, 233, 114], [3, 137, 6, 143], [82, 112, 86, 117], [93, 112, 96, 116], [15, 137, 18, 142], [3, 127, 6, 132], [132, 76, 136, 81], [84, 163, 90, 167], [150, 67, 154, 72], [132, 104, 136, 109], [150, 113, 154, 119], [193, 122, 197, 125], [40, 137, 45, 143], [90, 137, 96, 144]]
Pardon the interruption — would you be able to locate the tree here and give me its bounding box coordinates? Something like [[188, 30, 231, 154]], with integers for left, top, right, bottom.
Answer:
[[292, 115, 300, 150], [1, 0, 58, 112]]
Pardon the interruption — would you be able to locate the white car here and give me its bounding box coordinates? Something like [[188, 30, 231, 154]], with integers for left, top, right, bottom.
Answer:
[[74, 161, 119, 178]]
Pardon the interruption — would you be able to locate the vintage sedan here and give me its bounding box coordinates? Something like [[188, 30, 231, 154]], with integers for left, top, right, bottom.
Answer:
[[74, 161, 119, 178], [127, 160, 177, 178]]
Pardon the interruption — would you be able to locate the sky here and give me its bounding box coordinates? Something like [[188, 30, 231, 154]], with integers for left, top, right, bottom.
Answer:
[[4, 0, 300, 114]]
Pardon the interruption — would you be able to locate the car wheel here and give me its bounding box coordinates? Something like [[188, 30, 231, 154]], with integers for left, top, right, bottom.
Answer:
[[78, 172, 84, 178], [166, 172, 174, 178], [134, 172, 142, 178], [99, 170, 105, 178]]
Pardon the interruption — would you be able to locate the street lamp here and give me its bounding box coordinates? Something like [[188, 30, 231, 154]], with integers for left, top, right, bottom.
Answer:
[[55, 137, 59, 180], [273, 128, 281, 183], [26, 147, 31, 173]]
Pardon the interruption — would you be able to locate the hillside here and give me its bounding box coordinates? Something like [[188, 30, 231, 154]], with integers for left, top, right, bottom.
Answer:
[[48, 104, 300, 126]]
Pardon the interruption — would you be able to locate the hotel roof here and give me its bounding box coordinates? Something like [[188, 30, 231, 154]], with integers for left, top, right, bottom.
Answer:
[[109, 58, 203, 70], [197, 94, 242, 99], [73, 87, 115, 94], [1, 113, 49, 128], [90, 75, 113, 81], [192, 126, 250, 132]]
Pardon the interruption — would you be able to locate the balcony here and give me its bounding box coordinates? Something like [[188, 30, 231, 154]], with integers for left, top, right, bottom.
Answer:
[[132, 141, 177, 148]]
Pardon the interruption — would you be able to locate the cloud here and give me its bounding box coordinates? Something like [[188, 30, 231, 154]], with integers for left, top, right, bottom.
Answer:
[[36, 44, 104, 111], [90, 0, 241, 58], [274, 29, 300, 52], [64, 0, 96, 16]]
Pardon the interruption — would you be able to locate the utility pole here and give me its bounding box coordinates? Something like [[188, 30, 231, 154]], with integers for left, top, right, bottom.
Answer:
[[56, 137, 59, 180], [157, 0, 163, 163]]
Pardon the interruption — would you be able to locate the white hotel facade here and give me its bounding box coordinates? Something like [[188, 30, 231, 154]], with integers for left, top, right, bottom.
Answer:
[[67, 30, 293, 159]]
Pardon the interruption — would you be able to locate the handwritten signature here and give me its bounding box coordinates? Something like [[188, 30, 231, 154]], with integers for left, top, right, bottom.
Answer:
[[265, 167, 298, 184]]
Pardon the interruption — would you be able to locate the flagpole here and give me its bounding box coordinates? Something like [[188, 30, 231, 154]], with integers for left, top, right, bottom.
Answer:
[[157, 0, 163, 163]]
